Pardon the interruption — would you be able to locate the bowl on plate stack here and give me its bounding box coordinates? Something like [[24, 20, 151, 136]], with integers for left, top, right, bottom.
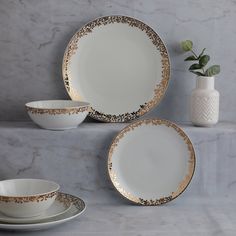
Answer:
[[0, 179, 85, 231]]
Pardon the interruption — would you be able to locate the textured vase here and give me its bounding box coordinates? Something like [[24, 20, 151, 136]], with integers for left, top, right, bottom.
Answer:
[[190, 76, 219, 127]]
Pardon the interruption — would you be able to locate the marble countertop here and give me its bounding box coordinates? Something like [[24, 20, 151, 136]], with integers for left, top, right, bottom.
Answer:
[[1, 199, 235, 236], [0, 121, 235, 235]]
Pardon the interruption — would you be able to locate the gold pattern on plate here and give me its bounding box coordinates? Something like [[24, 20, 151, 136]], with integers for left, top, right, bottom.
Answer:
[[56, 192, 85, 211], [108, 119, 196, 206], [55, 193, 71, 208], [0, 191, 58, 204], [26, 106, 89, 115], [62, 15, 170, 122]]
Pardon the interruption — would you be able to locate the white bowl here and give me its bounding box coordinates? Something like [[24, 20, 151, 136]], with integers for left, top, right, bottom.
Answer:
[[26, 100, 90, 130], [0, 179, 60, 218]]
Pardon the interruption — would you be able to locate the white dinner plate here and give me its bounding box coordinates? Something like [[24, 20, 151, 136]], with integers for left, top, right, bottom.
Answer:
[[62, 15, 170, 122], [108, 119, 195, 205], [0, 193, 85, 231], [0, 193, 72, 224]]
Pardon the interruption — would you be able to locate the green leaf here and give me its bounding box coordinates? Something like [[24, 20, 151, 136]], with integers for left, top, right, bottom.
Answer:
[[198, 48, 206, 59], [189, 63, 203, 71], [205, 65, 221, 76], [181, 40, 193, 52], [184, 55, 197, 61], [199, 55, 210, 66], [190, 71, 205, 76]]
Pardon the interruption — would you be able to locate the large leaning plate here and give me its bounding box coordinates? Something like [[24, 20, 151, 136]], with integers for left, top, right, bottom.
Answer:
[[62, 16, 170, 122], [108, 119, 195, 205]]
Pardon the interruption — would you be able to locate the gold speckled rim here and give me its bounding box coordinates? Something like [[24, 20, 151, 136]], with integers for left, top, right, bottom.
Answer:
[[56, 192, 86, 212], [26, 106, 90, 115], [62, 15, 170, 122], [0, 191, 58, 203], [108, 119, 196, 206], [25, 100, 90, 115]]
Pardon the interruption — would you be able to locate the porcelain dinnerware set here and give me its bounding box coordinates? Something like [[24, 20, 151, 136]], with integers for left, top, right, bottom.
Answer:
[[1, 15, 196, 231]]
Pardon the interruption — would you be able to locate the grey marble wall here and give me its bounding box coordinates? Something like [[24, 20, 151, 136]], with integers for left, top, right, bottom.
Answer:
[[0, 0, 235, 122]]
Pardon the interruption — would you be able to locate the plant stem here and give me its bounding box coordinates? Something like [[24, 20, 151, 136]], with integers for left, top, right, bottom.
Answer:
[[191, 50, 198, 58]]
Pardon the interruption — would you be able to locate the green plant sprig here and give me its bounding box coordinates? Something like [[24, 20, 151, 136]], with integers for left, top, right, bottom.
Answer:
[[180, 40, 220, 77]]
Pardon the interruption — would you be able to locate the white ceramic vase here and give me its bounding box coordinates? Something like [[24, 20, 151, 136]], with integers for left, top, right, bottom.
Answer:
[[190, 76, 219, 127]]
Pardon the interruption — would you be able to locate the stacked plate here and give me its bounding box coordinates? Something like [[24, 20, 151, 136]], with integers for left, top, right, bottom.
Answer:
[[0, 179, 85, 231]]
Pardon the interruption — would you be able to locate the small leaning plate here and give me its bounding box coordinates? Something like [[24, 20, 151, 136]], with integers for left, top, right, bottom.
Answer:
[[0, 193, 85, 231], [108, 119, 196, 205]]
